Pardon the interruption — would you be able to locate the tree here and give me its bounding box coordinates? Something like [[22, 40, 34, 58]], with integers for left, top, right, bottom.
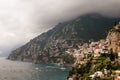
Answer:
[[63, 54, 75, 64], [110, 49, 115, 61]]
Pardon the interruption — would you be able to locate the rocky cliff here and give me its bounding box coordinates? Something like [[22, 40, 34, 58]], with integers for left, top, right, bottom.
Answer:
[[107, 23, 120, 53], [8, 13, 120, 64]]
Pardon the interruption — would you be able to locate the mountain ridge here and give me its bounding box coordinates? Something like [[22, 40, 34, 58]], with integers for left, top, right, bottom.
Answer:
[[8, 13, 120, 64]]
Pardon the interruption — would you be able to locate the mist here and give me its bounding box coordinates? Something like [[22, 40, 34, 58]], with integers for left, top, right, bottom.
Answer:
[[0, 0, 120, 56]]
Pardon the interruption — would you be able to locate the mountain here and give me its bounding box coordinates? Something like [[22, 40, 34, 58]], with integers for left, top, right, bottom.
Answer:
[[8, 13, 120, 64]]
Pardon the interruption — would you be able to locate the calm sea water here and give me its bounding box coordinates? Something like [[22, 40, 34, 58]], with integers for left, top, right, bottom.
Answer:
[[0, 57, 71, 80]]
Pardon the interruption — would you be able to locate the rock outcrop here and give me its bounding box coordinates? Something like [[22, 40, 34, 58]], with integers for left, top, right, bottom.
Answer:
[[107, 23, 120, 53]]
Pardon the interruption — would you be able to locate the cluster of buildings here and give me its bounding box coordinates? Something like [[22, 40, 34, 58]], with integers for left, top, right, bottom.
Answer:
[[65, 39, 118, 65]]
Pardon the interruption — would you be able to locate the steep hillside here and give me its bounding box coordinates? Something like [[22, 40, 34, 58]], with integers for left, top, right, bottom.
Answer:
[[8, 13, 120, 64], [67, 25, 120, 80]]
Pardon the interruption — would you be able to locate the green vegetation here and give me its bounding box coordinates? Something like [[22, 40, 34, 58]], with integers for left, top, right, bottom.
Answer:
[[69, 53, 120, 80], [62, 54, 75, 64]]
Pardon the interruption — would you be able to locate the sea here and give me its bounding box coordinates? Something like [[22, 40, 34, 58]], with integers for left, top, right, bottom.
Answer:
[[0, 57, 71, 80]]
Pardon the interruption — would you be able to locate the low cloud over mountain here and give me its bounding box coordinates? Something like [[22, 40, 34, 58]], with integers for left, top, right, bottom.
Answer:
[[0, 0, 120, 56]]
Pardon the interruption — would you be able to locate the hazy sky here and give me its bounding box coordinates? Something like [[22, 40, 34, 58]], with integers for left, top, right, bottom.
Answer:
[[0, 0, 120, 56]]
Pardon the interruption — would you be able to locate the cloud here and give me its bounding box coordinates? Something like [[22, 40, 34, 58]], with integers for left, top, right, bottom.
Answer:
[[0, 0, 120, 56]]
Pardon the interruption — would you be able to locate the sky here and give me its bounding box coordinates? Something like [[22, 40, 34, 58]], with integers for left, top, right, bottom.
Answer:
[[0, 0, 120, 56]]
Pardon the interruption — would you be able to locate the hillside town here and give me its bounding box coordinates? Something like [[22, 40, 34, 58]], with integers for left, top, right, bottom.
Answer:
[[67, 23, 120, 80]]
